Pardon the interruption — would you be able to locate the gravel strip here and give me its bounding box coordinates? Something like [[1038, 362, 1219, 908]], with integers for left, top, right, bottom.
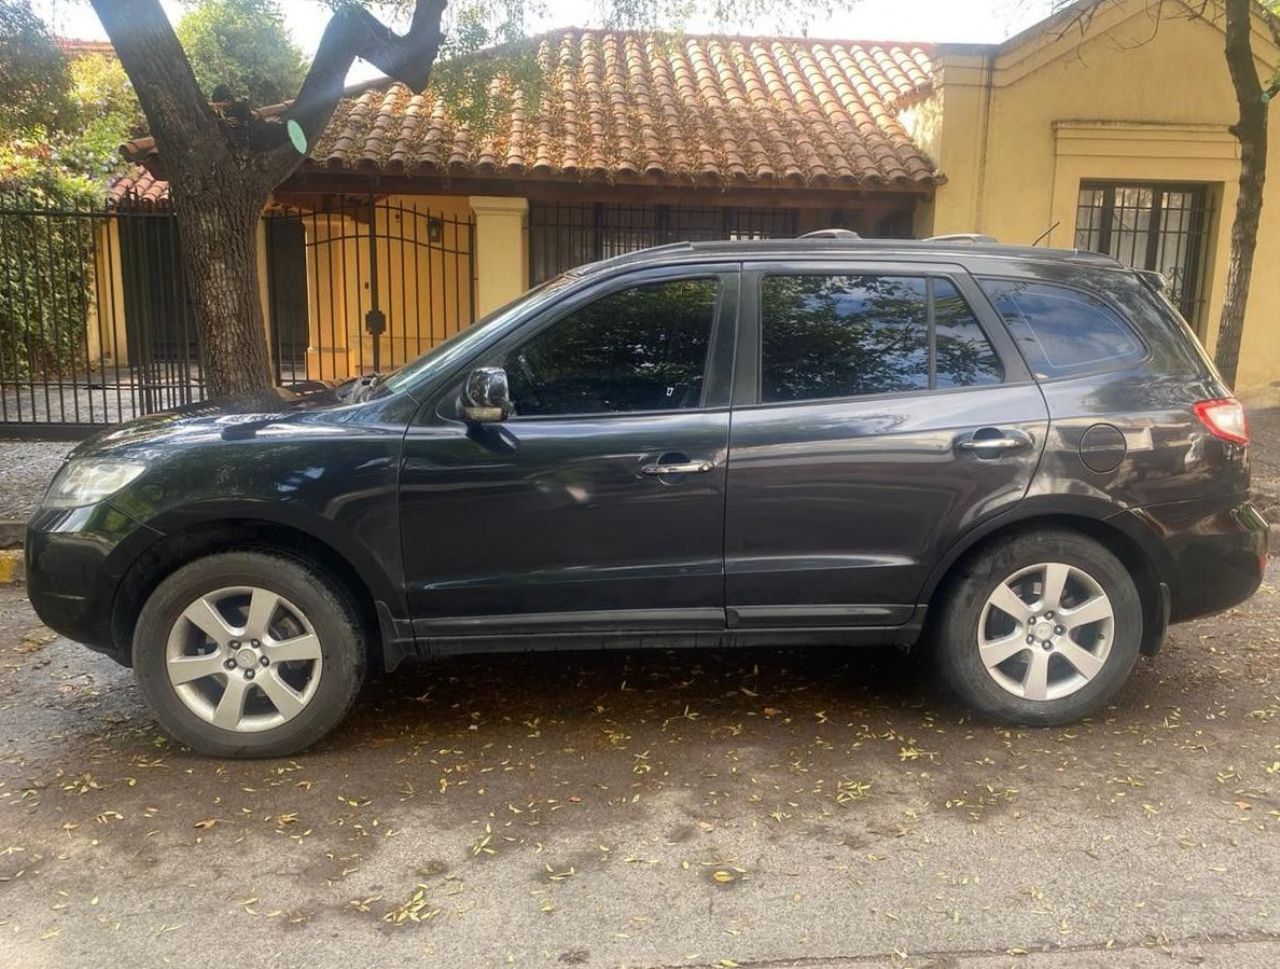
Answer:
[[0, 440, 73, 522]]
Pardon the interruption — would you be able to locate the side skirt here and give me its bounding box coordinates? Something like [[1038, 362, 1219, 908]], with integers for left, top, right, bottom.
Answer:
[[394, 606, 929, 665]]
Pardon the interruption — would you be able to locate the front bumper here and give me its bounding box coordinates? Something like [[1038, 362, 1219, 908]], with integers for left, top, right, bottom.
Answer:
[[25, 502, 161, 665], [1124, 496, 1268, 624]]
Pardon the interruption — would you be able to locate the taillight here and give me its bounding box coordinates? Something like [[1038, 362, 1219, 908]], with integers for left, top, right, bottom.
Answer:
[[1193, 398, 1249, 446]]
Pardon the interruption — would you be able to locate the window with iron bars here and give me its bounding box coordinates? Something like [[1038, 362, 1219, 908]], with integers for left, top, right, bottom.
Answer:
[[528, 203, 799, 284], [1074, 181, 1213, 327]]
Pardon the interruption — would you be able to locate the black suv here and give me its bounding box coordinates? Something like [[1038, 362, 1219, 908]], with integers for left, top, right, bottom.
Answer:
[[26, 238, 1267, 756]]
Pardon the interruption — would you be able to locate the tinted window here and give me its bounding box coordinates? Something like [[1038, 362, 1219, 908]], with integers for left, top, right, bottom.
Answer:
[[934, 279, 1004, 388], [761, 275, 928, 402], [978, 278, 1145, 378], [504, 278, 717, 416], [760, 275, 1002, 403]]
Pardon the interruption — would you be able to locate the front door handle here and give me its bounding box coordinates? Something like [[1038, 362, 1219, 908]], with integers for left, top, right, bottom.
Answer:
[[641, 460, 714, 476], [957, 428, 1033, 453]]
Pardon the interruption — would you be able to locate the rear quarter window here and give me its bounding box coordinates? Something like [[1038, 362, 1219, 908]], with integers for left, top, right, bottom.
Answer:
[[977, 278, 1146, 379]]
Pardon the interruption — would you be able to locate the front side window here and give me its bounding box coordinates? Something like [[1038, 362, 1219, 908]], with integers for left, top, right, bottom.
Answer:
[[978, 278, 1146, 379], [504, 278, 718, 417], [759, 274, 1002, 403]]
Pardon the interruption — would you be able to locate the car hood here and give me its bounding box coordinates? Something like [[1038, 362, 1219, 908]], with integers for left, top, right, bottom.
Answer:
[[69, 382, 363, 459]]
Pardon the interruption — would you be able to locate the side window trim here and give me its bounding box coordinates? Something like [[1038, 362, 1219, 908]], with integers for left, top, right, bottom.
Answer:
[[429, 264, 741, 423], [736, 263, 1024, 408], [974, 274, 1152, 381], [926, 276, 938, 389]]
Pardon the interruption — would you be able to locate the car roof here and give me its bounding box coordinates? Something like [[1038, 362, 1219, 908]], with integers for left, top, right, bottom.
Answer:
[[568, 238, 1127, 278]]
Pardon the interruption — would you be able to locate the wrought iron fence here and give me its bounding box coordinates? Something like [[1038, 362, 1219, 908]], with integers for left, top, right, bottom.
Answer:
[[528, 202, 799, 284], [0, 194, 476, 434]]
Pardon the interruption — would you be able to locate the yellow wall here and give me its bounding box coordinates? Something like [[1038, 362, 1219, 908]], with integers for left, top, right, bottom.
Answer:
[[470, 196, 530, 316], [88, 219, 129, 368], [301, 194, 475, 381], [908, 0, 1280, 397]]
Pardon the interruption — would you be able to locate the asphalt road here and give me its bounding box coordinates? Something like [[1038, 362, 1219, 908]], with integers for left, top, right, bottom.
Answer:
[[1, 568, 1279, 969]]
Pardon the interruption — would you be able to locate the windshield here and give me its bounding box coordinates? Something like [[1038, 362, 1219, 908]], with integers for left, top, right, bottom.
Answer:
[[376, 273, 578, 397]]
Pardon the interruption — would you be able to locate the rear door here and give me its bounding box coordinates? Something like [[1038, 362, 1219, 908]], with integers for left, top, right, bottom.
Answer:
[[723, 261, 1049, 629]]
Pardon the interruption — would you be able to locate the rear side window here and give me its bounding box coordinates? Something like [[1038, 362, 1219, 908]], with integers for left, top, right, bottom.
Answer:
[[978, 278, 1146, 379], [934, 279, 1005, 389], [760, 275, 1002, 403]]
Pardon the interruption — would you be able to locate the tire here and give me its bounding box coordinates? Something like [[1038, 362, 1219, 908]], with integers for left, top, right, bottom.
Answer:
[[933, 529, 1142, 726], [132, 551, 367, 758]]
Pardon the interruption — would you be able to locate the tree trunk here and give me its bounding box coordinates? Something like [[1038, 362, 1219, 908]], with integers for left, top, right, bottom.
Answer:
[[170, 173, 274, 399], [1213, 0, 1269, 389], [90, 0, 447, 400]]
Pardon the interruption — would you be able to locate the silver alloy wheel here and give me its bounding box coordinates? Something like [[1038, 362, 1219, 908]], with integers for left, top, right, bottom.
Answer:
[[977, 562, 1115, 702], [165, 586, 323, 733]]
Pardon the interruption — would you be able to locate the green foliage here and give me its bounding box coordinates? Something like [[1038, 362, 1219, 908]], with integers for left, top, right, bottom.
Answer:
[[176, 0, 307, 106], [57, 54, 145, 180], [0, 9, 129, 381], [0, 0, 72, 135], [0, 170, 101, 380]]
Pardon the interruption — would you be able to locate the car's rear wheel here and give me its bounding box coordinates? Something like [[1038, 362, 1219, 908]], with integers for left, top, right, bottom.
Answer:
[[934, 530, 1142, 725], [133, 551, 366, 757]]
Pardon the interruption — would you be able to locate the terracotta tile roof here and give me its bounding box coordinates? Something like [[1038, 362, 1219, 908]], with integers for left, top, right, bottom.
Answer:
[[317, 31, 937, 185], [115, 28, 939, 202], [57, 37, 117, 58], [109, 166, 170, 207]]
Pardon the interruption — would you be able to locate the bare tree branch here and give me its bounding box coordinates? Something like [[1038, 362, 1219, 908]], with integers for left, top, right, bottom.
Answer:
[[89, 0, 218, 169], [258, 0, 448, 177]]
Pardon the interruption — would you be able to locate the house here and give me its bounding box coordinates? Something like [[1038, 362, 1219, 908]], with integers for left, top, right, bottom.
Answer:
[[104, 0, 1280, 399]]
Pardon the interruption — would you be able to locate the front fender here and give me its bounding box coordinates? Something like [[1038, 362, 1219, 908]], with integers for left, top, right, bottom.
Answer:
[[137, 497, 406, 615]]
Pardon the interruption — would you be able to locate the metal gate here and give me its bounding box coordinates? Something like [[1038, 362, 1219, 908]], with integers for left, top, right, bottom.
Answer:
[[268, 197, 475, 385], [0, 194, 476, 434]]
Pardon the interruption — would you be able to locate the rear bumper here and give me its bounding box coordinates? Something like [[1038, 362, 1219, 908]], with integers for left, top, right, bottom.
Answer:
[[1122, 497, 1267, 624], [25, 503, 161, 666]]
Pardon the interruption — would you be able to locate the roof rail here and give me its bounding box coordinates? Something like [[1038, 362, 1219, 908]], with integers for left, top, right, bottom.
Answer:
[[637, 241, 695, 254], [924, 233, 999, 244], [800, 228, 862, 240]]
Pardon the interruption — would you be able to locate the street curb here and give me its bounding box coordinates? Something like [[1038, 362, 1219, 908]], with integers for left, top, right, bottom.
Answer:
[[0, 520, 23, 550], [0, 549, 23, 585]]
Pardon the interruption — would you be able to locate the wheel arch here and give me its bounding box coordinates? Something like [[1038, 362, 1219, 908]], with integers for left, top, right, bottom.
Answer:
[[921, 499, 1171, 656], [110, 512, 406, 670]]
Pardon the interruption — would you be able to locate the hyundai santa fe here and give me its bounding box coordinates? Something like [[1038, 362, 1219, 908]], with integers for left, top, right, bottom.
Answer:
[[25, 237, 1267, 757]]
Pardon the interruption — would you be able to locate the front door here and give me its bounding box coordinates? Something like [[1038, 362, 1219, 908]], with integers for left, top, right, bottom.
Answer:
[[724, 264, 1049, 628], [399, 267, 739, 639]]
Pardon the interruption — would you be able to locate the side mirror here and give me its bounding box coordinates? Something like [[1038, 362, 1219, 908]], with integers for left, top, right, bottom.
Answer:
[[460, 366, 512, 423]]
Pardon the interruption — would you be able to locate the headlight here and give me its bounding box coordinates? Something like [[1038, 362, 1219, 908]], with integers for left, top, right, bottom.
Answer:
[[43, 459, 147, 509]]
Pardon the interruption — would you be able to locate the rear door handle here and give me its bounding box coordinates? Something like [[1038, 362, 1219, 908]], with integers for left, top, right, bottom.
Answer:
[[957, 428, 1033, 453], [641, 460, 714, 476]]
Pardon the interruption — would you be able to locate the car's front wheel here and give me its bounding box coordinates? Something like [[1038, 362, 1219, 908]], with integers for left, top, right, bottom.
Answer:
[[132, 551, 366, 757], [934, 530, 1143, 726]]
